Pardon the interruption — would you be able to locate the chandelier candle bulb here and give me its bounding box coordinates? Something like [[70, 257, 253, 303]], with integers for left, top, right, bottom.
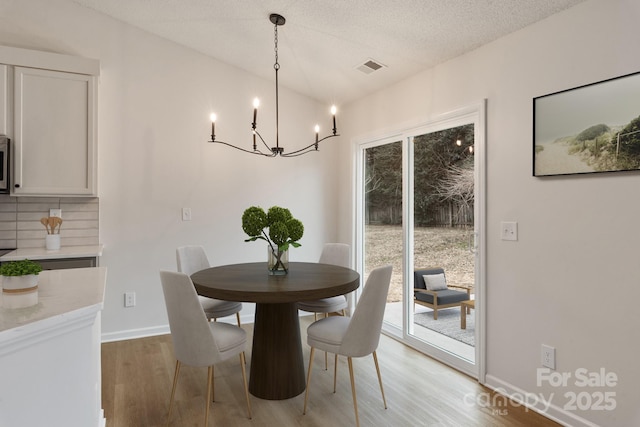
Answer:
[[252, 98, 259, 127], [331, 105, 337, 134], [315, 125, 319, 142], [210, 113, 216, 141]]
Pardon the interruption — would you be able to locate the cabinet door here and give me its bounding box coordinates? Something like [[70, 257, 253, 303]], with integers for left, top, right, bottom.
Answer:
[[13, 67, 97, 196]]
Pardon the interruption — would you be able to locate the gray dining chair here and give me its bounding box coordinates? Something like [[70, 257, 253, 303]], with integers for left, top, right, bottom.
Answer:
[[176, 245, 242, 326], [160, 271, 251, 426], [297, 243, 350, 318], [297, 243, 350, 369], [303, 265, 393, 427]]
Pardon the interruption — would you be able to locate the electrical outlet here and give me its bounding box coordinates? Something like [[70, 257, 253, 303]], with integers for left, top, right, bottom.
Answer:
[[500, 221, 518, 241], [124, 292, 136, 307], [542, 344, 555, 369], [49, 208, 62, 218], [182, 207, 192, 221]]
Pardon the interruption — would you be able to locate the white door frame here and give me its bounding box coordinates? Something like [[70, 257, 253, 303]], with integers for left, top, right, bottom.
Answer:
[[353, 100, 487, 382]]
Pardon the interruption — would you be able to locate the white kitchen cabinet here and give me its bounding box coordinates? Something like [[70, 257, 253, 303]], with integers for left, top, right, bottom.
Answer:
[[12, 66, 97, 196]]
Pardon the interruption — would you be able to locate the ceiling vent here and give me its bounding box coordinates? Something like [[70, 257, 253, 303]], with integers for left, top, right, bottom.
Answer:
[[356, 59, 386, 74]]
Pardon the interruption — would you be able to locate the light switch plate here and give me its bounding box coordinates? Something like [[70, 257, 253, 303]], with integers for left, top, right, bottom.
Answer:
[[182, 207, 192, 221], [49, 208, 62, 218], [501, 221, 518, 241]]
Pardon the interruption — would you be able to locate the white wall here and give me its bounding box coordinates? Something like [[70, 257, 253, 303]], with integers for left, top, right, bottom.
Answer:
[[338, 1, 640, 426], [0, 0, 340, 337]]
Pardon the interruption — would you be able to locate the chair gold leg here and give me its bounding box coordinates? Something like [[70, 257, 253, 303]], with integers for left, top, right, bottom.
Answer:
[[347, 357, 360, 427], [372, 351, 387, 409], [236, 312, 242, 327], [205, 366, 213, 427], [166, 360, 181, 427], [212, 365, 216, 402], [303, 347, 315, 415], [333, 354, 338, 393], [239, 353, 252, 419], [324, 313, 329, 370]]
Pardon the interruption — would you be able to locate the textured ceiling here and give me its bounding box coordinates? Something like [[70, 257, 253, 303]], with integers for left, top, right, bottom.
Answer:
[[70, 0, 587, 105]]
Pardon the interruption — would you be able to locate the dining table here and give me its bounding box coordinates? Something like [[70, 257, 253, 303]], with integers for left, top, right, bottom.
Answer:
[[190, 261, 360, 400]]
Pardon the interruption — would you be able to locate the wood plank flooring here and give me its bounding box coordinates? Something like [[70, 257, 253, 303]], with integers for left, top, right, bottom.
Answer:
[[102, 316, 560, 427]]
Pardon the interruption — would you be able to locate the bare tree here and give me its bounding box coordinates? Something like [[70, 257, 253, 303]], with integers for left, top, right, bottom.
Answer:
[[364, 172, 383, 194], [436, 161, 474, 210]]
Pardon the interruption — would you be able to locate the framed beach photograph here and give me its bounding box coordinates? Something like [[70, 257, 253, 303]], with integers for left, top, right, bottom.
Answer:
[[533, 71, 640, 176]]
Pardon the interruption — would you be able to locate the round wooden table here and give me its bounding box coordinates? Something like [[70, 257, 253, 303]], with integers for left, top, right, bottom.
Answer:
[[191, 262, 360, 400]]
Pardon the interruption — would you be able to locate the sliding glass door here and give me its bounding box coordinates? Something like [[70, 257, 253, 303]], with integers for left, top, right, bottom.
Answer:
[[356, 103, 485, 377]]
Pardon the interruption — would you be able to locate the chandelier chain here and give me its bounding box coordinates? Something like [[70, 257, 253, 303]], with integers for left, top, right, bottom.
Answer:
[[273, 22, 279, 70]]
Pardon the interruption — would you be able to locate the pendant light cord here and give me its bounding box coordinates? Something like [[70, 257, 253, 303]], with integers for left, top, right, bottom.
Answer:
[[274, 21, 280, 151]]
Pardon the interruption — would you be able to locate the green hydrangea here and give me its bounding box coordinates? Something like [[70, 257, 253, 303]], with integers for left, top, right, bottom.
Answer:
[[242, 206, 268, 236], [242, 205, 304, 252], [286, 219, 304, 242], [267, 206, 292, 224], [269, 221, 289, 246]]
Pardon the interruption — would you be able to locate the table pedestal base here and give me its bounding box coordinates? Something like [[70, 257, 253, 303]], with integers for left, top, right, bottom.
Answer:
[[250, 302, 305, 400]]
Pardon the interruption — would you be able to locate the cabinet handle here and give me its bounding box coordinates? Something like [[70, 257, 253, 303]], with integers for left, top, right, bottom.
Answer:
[[14, 184, 20, 188]]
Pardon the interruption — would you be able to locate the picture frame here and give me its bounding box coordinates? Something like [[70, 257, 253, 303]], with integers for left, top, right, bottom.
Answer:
[[533, 71, 640, 177]]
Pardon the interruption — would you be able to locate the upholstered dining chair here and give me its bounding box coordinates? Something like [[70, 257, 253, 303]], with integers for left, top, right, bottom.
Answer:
[[297, 243, 350, 318], [160, 271, 251, 426], [297, 243, 350, 369], [176, 245, 242, 326], [303, 265, 393, 427]]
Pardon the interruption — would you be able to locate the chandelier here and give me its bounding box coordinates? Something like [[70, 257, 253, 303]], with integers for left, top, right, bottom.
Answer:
[[208, 13, 340, 157]]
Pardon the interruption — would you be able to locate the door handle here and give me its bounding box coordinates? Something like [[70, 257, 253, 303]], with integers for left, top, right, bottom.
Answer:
[[468, 232, 477, 254]]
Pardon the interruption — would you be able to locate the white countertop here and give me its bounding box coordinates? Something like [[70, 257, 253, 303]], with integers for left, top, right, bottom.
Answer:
[[0, 244, 104, 261], [0, 267, 107, 337]]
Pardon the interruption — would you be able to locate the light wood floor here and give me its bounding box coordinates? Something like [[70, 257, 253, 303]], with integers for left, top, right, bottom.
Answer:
[[102, 316, 560, 427]]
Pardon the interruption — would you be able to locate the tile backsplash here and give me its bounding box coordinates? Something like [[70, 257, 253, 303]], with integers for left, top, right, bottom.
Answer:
[[0, 195, 99, 249]]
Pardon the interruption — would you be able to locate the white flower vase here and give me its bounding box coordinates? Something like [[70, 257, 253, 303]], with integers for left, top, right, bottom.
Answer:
[[1, 274, 39, 308]]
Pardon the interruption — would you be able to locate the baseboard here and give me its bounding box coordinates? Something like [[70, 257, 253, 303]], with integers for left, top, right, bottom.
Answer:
[[101, 325, 170, 343], [484, 374, 600, 427], [100, 313, 255, 343]]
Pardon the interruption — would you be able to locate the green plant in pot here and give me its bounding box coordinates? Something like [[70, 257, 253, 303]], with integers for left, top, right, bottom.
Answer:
[[0, 259, 43, 290], [242, 206, 304, 275]]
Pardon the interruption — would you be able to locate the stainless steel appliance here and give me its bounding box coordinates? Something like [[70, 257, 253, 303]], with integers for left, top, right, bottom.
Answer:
[[0, 136, 9, 194]]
